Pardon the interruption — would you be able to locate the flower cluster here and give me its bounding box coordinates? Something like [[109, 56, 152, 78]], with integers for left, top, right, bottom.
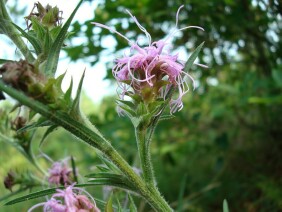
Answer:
[[28, 184, 100, 212], [48, 159, 73, 186], [92, 6, 207, 113]]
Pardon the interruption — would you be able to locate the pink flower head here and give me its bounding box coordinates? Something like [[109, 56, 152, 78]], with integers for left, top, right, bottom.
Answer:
[[28, 184, 100, 212], [48, 159, 73, 186], [92, 5, 207, 113]]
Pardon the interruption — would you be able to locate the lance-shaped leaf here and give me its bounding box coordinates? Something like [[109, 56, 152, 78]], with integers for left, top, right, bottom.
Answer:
[[85, 173, 128, 181], [118, 104, 136, 117], [12, 23, 42, 55], [223, 199, 229, 212], [115, 197, 123, 212], [71, 156, 78, 183], [184, 41, 205, 73], [64, 77, 73, 105], [96, 165, 111, 172], [39, 124, 58, 147], [43, 28, 52, 53], [129, 194, 137, 212], [177, 173, 187, 212], [70, 70, 85, 116], [4, 183, 111, 206], [87, 179, 137, 192], [17, 118, 53, 133], [30, 17, 47, 42], [105, 193, 114, 212], [0, 187, 29, 202], [116, 99, 135, 108], [96, 153, 120, 173], [44, 0, 83, 76]]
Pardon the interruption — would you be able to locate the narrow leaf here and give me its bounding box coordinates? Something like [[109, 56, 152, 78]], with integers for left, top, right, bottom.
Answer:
[[12, 23, 42, 55], [118, 104, 136, 117], [87, 179, 136, 192], [4, 187, 59, 205], [177, 173, 187, 212], [96, 153, 120, 172], [116, 99, 135, 108], [39, 125, 58, 147], [44, 0, 83, 76], [43, 28, 52, 52], [0, 187, 29, 202], [184, 42, 205, 73], [115, 196, 123, 212], [4, 183, 114, 206], [64, 77, 73, 104], [129, 194, 137, 212], [30, 17, 46, 42], [17, 119, 53, 133], [70, 70, 85, 115], [71, 156, 78, 183], [105, 193, 114, 212], [96, 165, 110, 172], [223, 199, 229, 212], [85, 173, 135, 189]]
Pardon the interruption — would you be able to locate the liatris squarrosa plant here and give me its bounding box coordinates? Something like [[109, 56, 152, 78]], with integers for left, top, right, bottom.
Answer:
[[0, 1, 212, 211]]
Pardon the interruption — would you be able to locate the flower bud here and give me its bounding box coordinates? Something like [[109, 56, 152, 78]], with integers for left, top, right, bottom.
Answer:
[[48, 160, 73, 186], [25, 2, 62, 30], [4, 171, 16, 191]]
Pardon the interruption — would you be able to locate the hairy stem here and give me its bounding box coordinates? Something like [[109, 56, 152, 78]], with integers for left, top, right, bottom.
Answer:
[[135, 127, 155, 187], [0, 81, 173, 211]]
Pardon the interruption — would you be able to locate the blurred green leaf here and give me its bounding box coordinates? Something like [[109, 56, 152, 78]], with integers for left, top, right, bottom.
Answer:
[[223, 199, 229, 212], [105, 193, 114, 212], [44, 0, 83, 76]]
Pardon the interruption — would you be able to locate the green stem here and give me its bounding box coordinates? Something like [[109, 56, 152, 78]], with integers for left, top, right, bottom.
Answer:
[[0, 81, 173, 211], [135, 127, 155, 187], [0, 0, 35, 62]]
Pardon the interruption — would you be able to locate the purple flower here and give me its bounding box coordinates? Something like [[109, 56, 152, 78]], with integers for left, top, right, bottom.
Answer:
[[48, 159, 73, 186], [28, 184, 100, 212], [92, 6, 207, 113]]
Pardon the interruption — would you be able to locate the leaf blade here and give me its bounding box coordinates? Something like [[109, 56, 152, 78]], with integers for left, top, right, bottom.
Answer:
[[44, 0, 83, 76], [184, 42, 205, 73]]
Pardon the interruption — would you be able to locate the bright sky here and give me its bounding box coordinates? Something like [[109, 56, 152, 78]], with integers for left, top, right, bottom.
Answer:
[[1, 0, 114, 104]]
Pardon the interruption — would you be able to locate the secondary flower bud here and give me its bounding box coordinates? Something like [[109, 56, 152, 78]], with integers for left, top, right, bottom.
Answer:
[[4, 171, 16, 191], [25, 2, 62, 30], [48, 159, 73, 186]]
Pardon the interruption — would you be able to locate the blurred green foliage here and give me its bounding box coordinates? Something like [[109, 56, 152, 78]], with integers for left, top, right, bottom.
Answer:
[[66, 0, 282, 211], [1, 0, 282, 211]]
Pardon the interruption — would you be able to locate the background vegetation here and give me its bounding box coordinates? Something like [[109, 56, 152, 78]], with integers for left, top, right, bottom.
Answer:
[[1, 0, 282, 211]]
